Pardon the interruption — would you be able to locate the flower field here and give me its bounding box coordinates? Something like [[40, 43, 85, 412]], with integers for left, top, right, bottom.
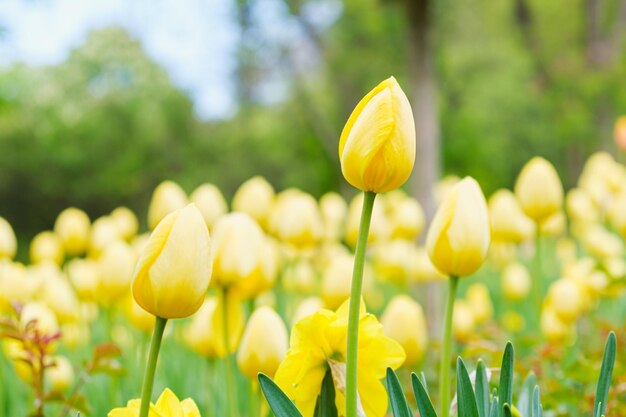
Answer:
[[1, 77, 625, 417]]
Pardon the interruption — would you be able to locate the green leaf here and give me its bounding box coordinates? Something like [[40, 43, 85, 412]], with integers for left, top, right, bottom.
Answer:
[[386, 368, 411, 417], [258, 373, 303, 417], [488, 397, 499, 417], [531, 386, 542, 417], [498, 342, 514, 417], [314, 370, 338, 417], [516, 373, 536, 417], [502, 404, 512, 417], [457, 358, 479, 417], [593, 332, 616, 417], [411, 373, 438, 417], [475, 360, 490, 417]]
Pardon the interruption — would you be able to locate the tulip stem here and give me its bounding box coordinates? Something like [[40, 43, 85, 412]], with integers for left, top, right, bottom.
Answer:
[[139, 316, 167, 417], [221, 288, 239, 417], [533, 232, 542, 330], [439, 275, 459, 417], [345, 191, 376, 417]]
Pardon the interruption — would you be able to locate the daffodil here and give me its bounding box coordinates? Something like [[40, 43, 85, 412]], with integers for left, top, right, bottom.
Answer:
[[274, 299, 405, 417], [108, 388, 201, 417]]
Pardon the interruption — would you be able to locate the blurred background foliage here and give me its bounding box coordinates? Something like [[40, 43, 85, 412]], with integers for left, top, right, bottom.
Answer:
[[0, 0, 625, 237]]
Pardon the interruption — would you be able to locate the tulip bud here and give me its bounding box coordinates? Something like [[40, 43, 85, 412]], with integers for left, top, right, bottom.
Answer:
[[66, 259, 100, 301], [541, 307, 574, 343], [372, 239, 416, 286], [98, 241, 136, 304], [546, 279, 583, 322], [190, 183, 228, 229], [237, 306, 288, 379], [269, 189, 323, 248], [321, 253, 354, 310], [381, 295, 428, 366], [582, 225, 624, 260], [282, 258, 317, 294], [408, 247, 447, 282], [465, 283, 493, 324], [339, 76, 415, 193], [40, 273, 79, 323], [211, 212, 266, 288], [565, 188, 598, 225], [46, 356, 74, 392], [0, 262, 36, 308], [388, 196, 425, 240], [30, 231, 64, 265], [61, 322, 90, 349], [110, 207, 138, 241], [147, 180, 188, 230], [231, 236, 280, 299], [426, 177, 490, 277], [132, 204, 211, 319], [232, 176, 275, 230], [21, 302, 59, 336], [88, 216, 122, 258], [54, 208, 90, 256], [501, 262, 531, 301], [452, 300, 475, 341], [319, 192, 347, 242], [514, 157, 563, 222], [0, 217, 17, 260], [487, 189, 534, 242]]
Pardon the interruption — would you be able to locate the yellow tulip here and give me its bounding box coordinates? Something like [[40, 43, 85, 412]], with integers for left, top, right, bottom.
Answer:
[[20, 302, 59, 336], [426, 177, 490, 277], [0, 217, 17, 260], [546, 279, 583, 322], [488, 241, 517, 270], [321, 253, 373, 310], [501, 262, 531, 301], [339, 76, 415, 193], [465, 283, 493, 324], [132, 204, 212, 319], [282, 258, 317, 294], [30, 231, 65, 265], [108, 388, 201, 417], [98, 241, 136, 304], [538, 211, 566, 237], [381, 295, 428, 366], [147, 180, 188, 230], [88, 216, 122, 257], [452, 300, 476, 341], [501, 311, 525, 333], [46, 356, 74, 393], [269, 189, 323, 248], [54, 208, 90, 256], [210, 212, 266, 288], [66, 258, 100, 301], [40, 273, 79, 323], [372, 239, 416, 286], [565, 188, 598, 225], [232, 176, 275, 230], [387, 194, 425, 240], [582, 224, 624, 260], [0, 261, 37, 308], [408, 247, 447, 282], [487, 189, 534, 242], [514, 157, 563, 222], [190, 183, 228, 229], [61, 322, 90, 349], [319, 192, 348, 242], [231, 236, 280, 299], [237, 306, 288, 379], [110, 207, 139, 241], [541, 307, 575, 344]]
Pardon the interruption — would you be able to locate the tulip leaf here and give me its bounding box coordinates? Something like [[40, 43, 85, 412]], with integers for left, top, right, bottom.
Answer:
[[386, 368, 411, 417], [456, 358, 479, 417], [411, 373, 438, 417], [489, 396, 499, 417], [475, 360, 490, 417], [531, 386, 542, 417], [314, 370, 338, 417], [593, 332, 616, 417], [516, 373, 536, 417], [498, 342, 514, 417], [258, 373, 303, 417]]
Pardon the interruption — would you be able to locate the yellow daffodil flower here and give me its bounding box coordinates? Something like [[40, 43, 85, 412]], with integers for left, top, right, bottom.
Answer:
[[108, 388, 201, 417]]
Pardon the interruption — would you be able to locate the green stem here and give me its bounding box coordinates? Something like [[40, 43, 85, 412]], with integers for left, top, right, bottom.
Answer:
[[439, 275, 459, 417], [221, 287, 239, 417], [533, 232, 542, 330], [139, 316, 167, 417], [345, 191, 376, 417]]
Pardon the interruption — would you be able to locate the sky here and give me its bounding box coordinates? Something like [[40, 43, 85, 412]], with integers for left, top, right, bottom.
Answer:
[[0, 0, 240, 119]]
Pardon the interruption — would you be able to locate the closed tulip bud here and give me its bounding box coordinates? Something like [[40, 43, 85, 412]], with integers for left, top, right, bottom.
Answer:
[[582, 225, 624, 260], [237, 306, 288, 379], [488, 189, 535, 242], [191, 183, 228, 229], [0, 217, 17, 260], [426, 177, 490, 277], [605, 256, 626, 279], [211, 212, 265, 288], [0, 262, 37, 307], [319, 192, 347, 242], [291, 296, 323, 325], [501, 262, 531, 301], [54, 208, 90, 256], [110, 207, 138, 240], [66, 259, 100, 301], [30, 231, 64, 265], [566, 188, 598, 225], [88, 216, 122, 258], [514, 157, 563, 222], [345, 193, 390, 247], [452, 300, 476, 342], [339, 76, 415, 193], [132, 204, 211, 319], [547, 279, 583, 322], [409, 247, 447, 282], [46, 356, 74, 392], [98, 241, 136, 304], [147, 180, 188, 230], [232, 176, 275, 230], [388, 196, 425, 240], [231, 236, 280, 299], [269, 189, 323, 248], [372, 239, 415, 286], [41, 274, 79, 323], [381, 295, 428, 366], [465, 283, 493, 324], [321, 253, 354, 310], [21, 302, 59, 336]]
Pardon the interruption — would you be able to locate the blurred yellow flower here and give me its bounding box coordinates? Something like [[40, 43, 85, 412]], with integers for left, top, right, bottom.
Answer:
[[0, 217, 17, 260], [190, 183, 227, 229], [339, 76, 415, 193], [381, 295, 428, 367], [275, 299, 405, 417], [514, 157, 563, 222], [465, 283, 493, 324], [46, 356, 74, 393], [147, 180, 188, 230], [111, 207, 139, 241], [30, 231, 65, 265], [387, 195, 425, 241], [54, 207, 91, 256], [487, 189, 534, 242], [426, 177, 490, 277], [269, 189, 323, 248], [501, 262, 531, 301], [108, 388, 201, 417], [319, 192, 348, 242], [98, 241, 136, 305], [89, 216, 122, 257], [132, 204, 211, 319], [232, 176, 275, 230]]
